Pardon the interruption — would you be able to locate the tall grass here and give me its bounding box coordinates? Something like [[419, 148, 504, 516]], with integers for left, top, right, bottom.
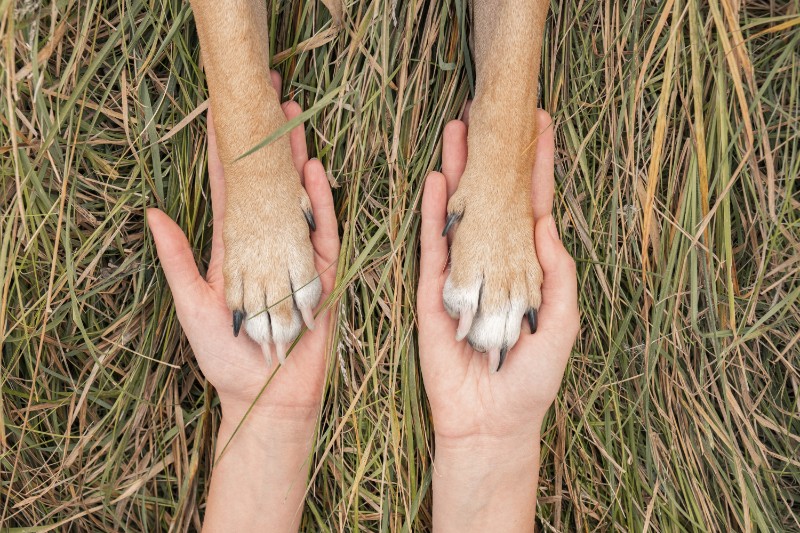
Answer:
[[1, 0, 798, 530]]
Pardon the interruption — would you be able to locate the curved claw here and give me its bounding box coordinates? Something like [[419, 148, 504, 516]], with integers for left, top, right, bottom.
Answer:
[[455, 308, 475, 341], [526, 308, 538, 334], [276, 342, 289, 365], [300, 306, 316, 330], [304, 209, 317, 232], [497, 345, 509, 372], [233, 310, 245, 337], [261, 343, 273, 367], [488, 348, 501, 374], [442, 213, 462, 236]]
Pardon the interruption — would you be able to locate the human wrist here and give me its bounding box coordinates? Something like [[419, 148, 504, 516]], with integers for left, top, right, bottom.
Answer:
[[218, 399, 319, 448], [434, 431, 541, 475], [432, 433, 541, 532], [205, 401, 318, 533]]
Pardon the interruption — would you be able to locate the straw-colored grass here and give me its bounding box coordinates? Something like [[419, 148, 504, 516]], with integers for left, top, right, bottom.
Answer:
[[1, 0, 798, 530]]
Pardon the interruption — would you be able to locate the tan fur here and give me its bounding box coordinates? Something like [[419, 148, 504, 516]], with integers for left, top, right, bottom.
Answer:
[[191, 0, 550, 357], [443, 0, 549, 354], [190, 0, 321, 351]]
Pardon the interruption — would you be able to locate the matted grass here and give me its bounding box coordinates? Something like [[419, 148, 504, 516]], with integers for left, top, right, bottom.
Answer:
[[1, 0, 798, 530]]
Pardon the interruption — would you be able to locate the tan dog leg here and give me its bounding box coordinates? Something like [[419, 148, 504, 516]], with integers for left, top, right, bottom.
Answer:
[[190, 0, 321, 363], [443, 0, 550, 371]]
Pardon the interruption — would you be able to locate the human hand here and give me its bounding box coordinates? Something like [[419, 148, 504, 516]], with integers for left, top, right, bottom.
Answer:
[[147, 72, 340, 427], [418, 110, 578, 532], [418, 109, 578, 445]]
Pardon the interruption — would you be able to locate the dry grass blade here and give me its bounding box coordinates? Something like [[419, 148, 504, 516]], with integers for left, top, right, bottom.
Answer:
[[1, 0, 798, 531]]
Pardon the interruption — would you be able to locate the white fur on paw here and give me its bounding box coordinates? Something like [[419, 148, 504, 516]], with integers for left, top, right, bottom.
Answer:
[[225, 221, 322, 366], [291, 272, 322, 330], [443, 274, 528, 354], [468, 296, 527, 353], [443, 277, 482, 341], [443, 277, 481, 319], [269, 305, 303, 346], [245, 312, 274, 366], [245, 312, 272, 345], [240, 277, 320, 366]]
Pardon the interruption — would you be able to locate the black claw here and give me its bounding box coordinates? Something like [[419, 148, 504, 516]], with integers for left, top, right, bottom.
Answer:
[[526, 308, 538, 334], [497, 345, 509, 371], [232, 310, 244, 337], [304, 209, 317, 232], [442, 213, 461, 236]]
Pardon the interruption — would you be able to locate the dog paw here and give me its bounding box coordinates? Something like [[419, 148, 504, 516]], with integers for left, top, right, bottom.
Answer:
[[442, 179, 542, 372], [223, 162, 321, 366]]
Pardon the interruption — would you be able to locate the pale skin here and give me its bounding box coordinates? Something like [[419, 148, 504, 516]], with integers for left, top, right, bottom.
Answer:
[[419, 110, 580, 531], [147, 73, 340, 532]]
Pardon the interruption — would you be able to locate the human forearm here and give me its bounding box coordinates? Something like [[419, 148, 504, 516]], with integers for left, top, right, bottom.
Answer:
[[432, 434, 541, 532], [202, 406, 317, 532]]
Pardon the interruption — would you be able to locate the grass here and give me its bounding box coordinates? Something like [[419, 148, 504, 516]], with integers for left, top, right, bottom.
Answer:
[[1, 0, 798, 530]]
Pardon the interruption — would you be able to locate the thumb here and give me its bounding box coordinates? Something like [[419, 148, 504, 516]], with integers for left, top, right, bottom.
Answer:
[[534, 215, 579, 336], [147, 208, 208, 311]]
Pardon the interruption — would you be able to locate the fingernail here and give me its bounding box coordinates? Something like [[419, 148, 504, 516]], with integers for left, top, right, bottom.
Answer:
[[547, 215, 560, 242]]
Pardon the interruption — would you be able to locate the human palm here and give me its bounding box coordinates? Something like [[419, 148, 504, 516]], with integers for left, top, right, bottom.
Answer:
[[418, 111, 579, 442], [148, 73, 339, 419]]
